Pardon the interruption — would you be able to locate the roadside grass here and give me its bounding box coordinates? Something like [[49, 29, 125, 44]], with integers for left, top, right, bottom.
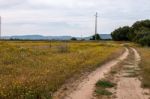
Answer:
[[0, 41, 122, 99], [137, 47, 150, 88]]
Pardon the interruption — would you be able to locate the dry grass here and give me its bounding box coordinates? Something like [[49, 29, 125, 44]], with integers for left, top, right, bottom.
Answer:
[[137, 47, 150, 88], [0, 41, 122, 99]]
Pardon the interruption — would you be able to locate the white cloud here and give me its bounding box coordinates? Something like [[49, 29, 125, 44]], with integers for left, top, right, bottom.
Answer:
[[0, 0, 150, 36]]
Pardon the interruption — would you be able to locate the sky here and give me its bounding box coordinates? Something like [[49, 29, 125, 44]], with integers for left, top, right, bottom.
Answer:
[[0, 0, 150, 37]]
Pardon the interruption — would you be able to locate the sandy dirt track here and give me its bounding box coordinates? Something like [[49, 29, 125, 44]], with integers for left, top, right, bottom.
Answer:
[[53, 48, 129, 99], [115, 48, 150, 99]]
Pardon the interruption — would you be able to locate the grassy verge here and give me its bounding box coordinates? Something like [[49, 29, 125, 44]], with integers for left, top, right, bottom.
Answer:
[[0, 41, 122, 99], [137, 47, 150, 88]]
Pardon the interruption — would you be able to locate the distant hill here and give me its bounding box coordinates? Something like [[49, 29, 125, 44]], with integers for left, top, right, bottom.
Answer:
[[3, 35, 73, 40], [11, 35, 47, 40], [2, 34, 111, 40], [100, 34, 112, 39]]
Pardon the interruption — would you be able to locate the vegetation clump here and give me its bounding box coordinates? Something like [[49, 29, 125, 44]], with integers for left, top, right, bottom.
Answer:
[[71, 37, 77, 40], [111, 26, 130, 41], [111, 19, 150, 46], [90, 34, 101, 40], [96, 80, 116, 88], [95, 89, 112, 95], [95, 79, 116, 97]]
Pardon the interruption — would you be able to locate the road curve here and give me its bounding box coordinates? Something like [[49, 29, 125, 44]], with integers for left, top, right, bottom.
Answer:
[[64, 48, 129, 99]]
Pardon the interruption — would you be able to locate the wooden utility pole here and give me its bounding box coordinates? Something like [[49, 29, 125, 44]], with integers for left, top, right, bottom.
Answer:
[[94, 12, 98, 40], [0, 16, 1, 40]]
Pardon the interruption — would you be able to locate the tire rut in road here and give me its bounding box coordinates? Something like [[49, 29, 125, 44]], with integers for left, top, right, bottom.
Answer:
[[115, 48, 150, 99]]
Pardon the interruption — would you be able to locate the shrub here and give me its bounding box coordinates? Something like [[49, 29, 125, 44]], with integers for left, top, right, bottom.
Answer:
[[111, 19, 150, 46], [139, 34, 150, 46], [90, 34, 101, 40], [111, 26, 131, 41], [71, 37, 77, 41], [96, 80, 115, 88]]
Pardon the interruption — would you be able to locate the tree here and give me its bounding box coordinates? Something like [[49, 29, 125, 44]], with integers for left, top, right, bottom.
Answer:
[[71, 37, 77, 40], [111, 26, 131, 41], [111, 19, 150, 46], [90, 34, 101, 40], [139, 33, 150, 46], [132, 20, 150, 32], [131, 20, 150, 42]]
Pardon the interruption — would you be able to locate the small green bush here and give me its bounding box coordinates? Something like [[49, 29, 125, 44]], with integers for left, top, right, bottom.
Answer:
[[96, 80, 115, 88], [139, 34, 150, 46]]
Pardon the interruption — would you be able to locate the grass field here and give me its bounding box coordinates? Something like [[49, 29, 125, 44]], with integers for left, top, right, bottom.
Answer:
[[138, 47, 150, 88], [0, 41, 123, 99]]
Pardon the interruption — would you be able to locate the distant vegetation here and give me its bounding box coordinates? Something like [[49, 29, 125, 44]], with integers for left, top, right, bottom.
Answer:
[[111, 19, 150, 46], [111, 26, 130, 41], [70, 37, 77, 40], [2, 34, 112, 41], [90, 34, 101, 40]]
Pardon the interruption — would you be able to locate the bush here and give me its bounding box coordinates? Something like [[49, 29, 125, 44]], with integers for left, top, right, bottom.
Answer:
[[111, 19, 150, 46], [111, 26, 131, 41], [96, 80, 115, 88], [90, 34, 101, 40], [139, 34, 150, 46], [71, 37, 77, 41]]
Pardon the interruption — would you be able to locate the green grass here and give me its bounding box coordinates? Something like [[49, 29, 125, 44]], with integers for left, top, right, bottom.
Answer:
[[96, 80, 116, 88], [95, 89, 112, 96], [0, 41, 122, 99], [95, 79, 115, 97]]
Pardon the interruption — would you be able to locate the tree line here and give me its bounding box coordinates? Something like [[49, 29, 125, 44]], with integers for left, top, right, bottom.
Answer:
[[111, 19, 150, 46]]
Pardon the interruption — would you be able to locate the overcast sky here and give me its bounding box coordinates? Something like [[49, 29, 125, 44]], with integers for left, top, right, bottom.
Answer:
[[0, 0, 150, 36]]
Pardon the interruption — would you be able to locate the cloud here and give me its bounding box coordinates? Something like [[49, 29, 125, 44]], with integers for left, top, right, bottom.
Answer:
[[0, 0, 150, 36]]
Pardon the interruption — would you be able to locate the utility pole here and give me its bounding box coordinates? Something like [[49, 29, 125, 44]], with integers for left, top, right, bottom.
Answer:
[[0, 16, 1, 40], [94, 12, 98, 40]]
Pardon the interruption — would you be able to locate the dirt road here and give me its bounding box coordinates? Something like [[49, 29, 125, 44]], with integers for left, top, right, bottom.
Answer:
[[115, 48, 150, 99], [53, 48, 129, 99]]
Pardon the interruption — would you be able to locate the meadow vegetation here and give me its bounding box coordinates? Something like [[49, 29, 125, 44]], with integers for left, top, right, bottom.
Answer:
[[138, 47, 150, 88], [0, 41, 122, 99]]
